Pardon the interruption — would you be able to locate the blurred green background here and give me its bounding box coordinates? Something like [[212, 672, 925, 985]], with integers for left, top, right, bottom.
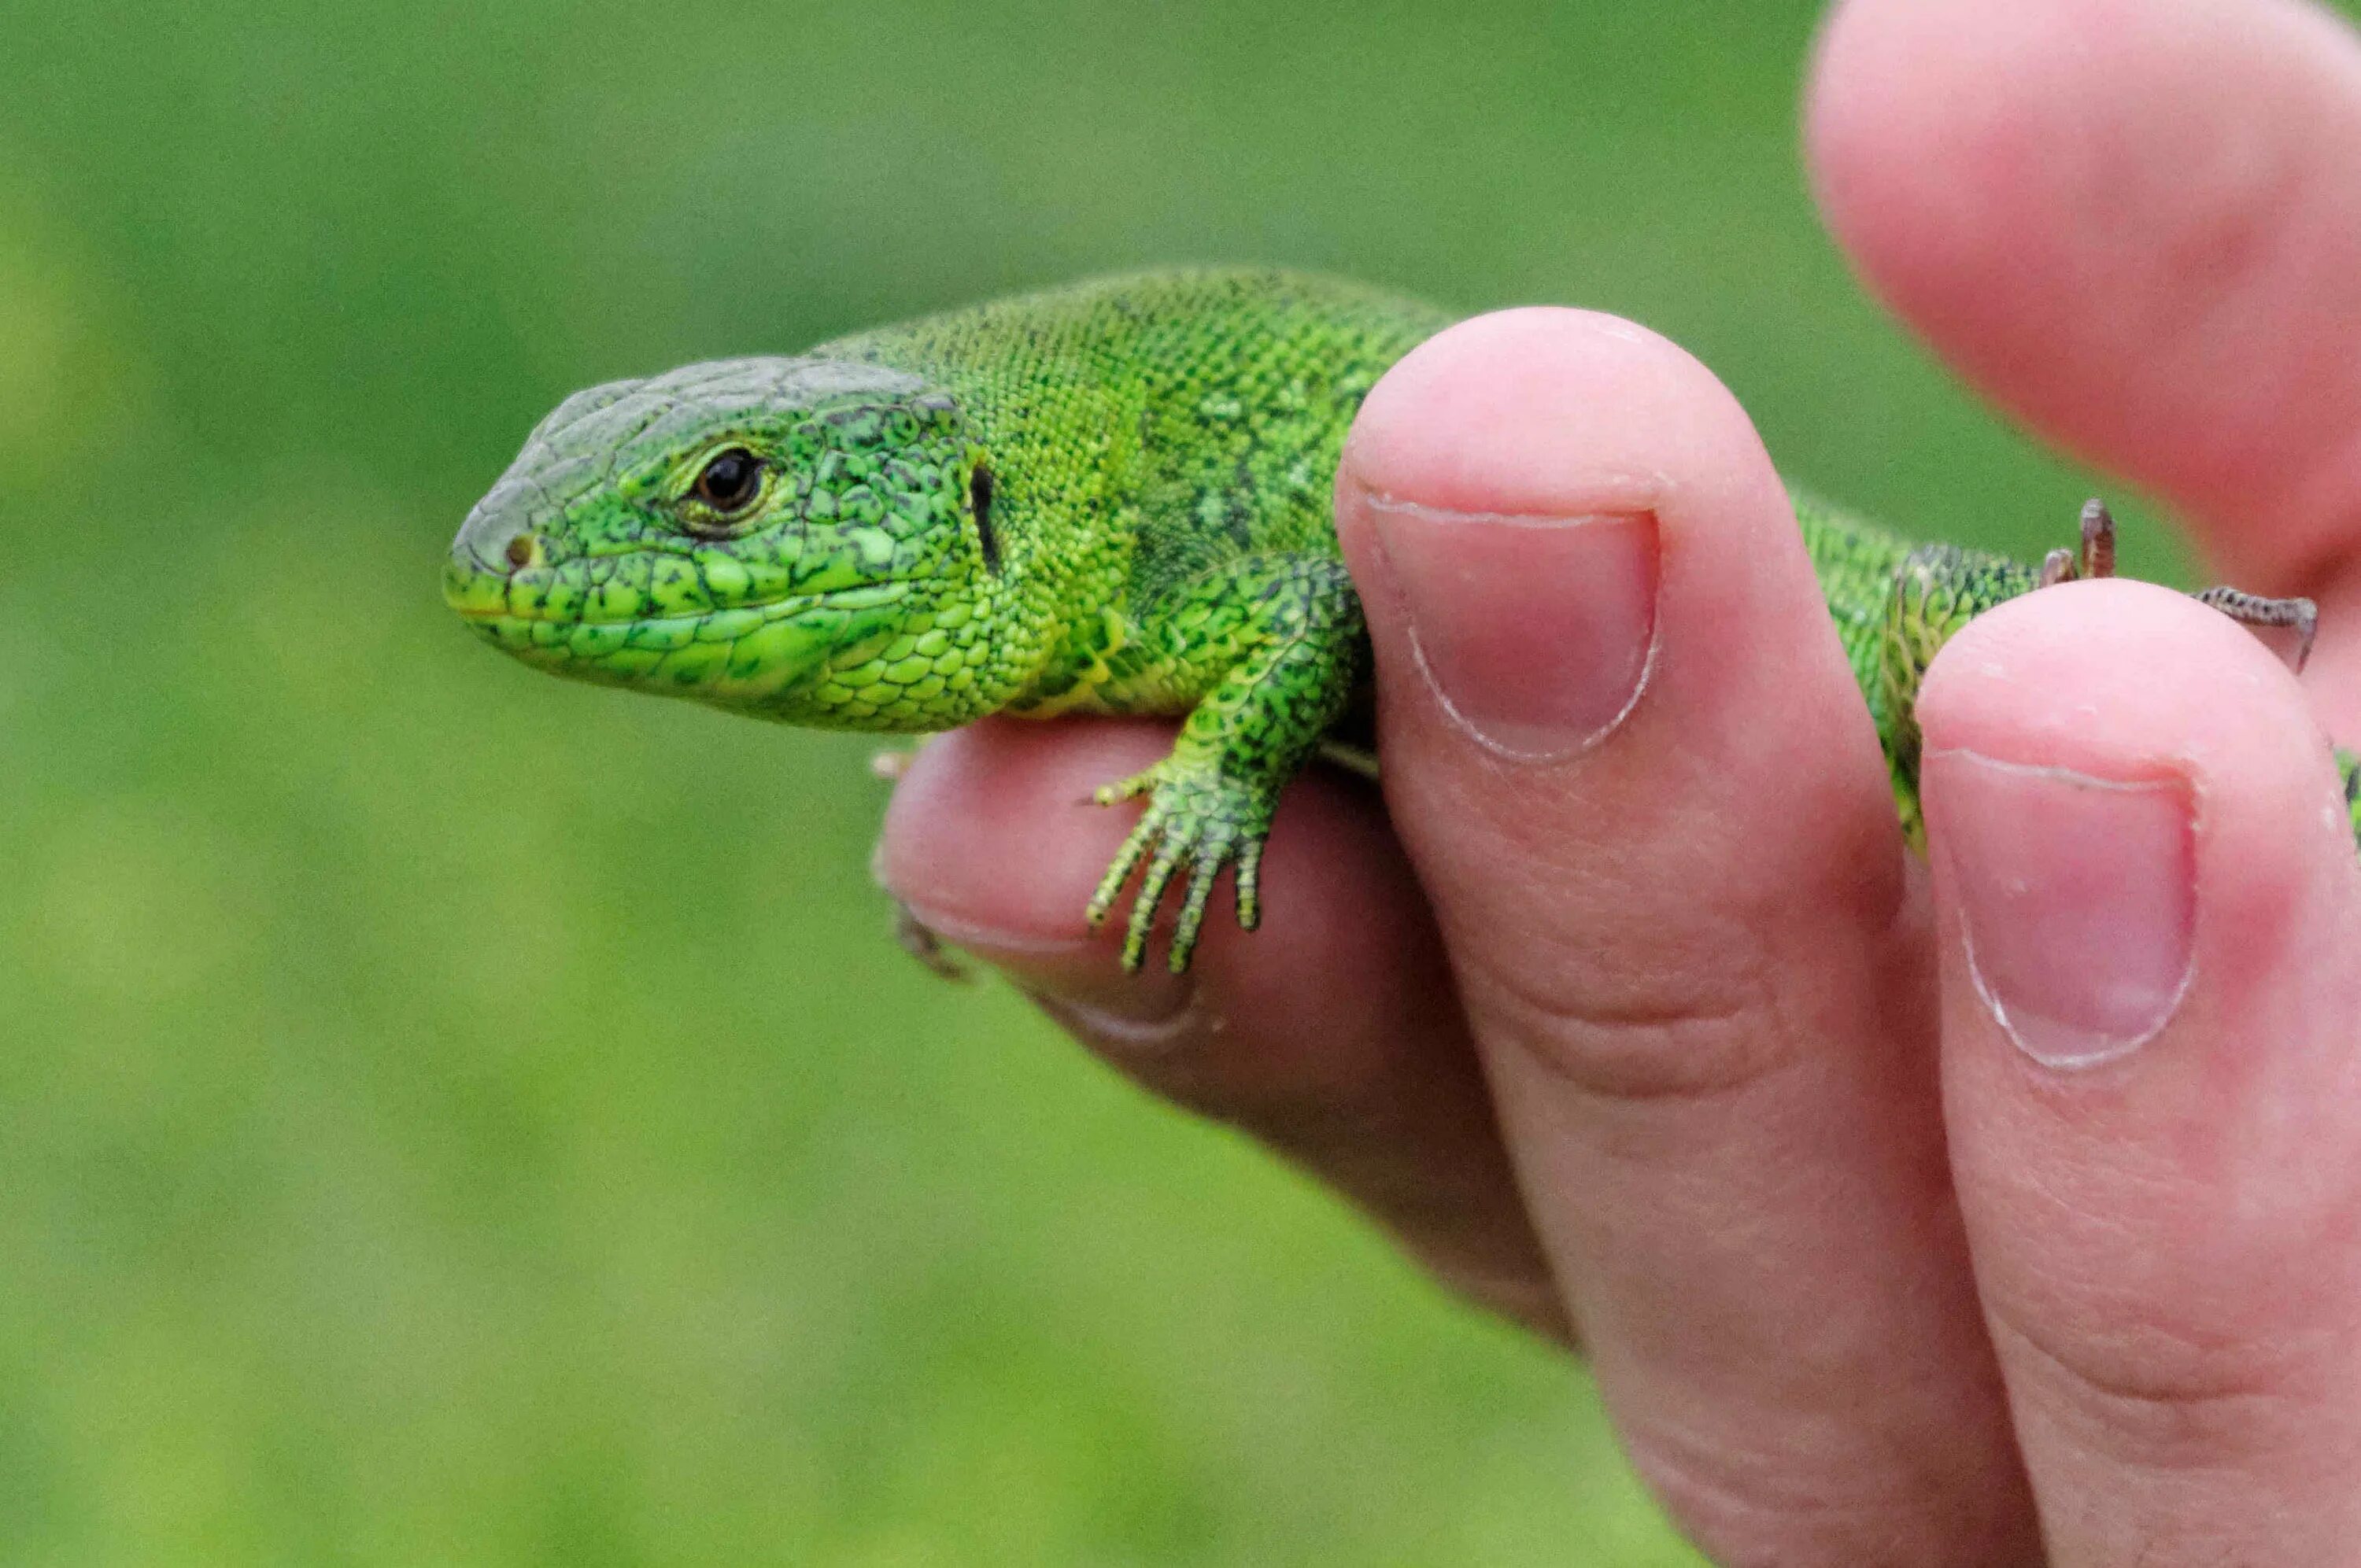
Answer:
[[0, 2, 2255, 1562]]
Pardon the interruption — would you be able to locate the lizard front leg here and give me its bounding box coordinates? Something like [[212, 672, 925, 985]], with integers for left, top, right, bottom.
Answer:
[[1087, 556, 1366, 973]]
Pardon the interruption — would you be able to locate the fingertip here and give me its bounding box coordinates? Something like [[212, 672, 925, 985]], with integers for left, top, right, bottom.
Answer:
[[1917, 576, 2361, 1171], [1926, 581, 2358, 1031], [1333, 301, 1899, 957], [1807, 0, 2361, 580], [1919, 578, 2349, 884], [877, 716, 1443, 1054], [1803, 0, 2065, 304], [877, 719, 1162, 954], [1335, 305, 1805, 789], [1340, 306, 1765, 525]]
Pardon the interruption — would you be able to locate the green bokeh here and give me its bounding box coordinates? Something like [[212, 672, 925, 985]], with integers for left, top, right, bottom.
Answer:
[[0, 2, 2305, 1561]]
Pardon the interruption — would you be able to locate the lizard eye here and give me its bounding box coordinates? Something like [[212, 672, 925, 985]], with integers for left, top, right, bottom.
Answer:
[[691, 448, 763, 514]]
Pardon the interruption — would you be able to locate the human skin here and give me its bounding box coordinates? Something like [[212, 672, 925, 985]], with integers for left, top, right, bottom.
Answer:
[[872, 0, 2361, 1560]]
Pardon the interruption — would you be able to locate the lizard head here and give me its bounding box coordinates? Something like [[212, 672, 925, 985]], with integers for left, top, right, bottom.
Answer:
[[445, 356, 1004, 730]]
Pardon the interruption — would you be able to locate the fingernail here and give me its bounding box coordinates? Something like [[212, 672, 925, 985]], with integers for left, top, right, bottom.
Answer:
[[1362, 492, 1658, 760], [1926, 750, 2197, 1070], [996, 935, 1197, 1049], [1022, 980, 1202, 1057]]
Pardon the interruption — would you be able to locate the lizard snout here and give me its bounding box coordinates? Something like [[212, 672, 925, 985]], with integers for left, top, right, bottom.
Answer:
[[452, 493, 541, 576]]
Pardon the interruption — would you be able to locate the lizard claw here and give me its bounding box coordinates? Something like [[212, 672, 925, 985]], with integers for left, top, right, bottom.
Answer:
[[1085, 760, 1272, 973], [892, 899, 972, 983]]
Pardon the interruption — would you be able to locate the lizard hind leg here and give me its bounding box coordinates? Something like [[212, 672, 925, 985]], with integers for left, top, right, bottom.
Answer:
[[2195, 585, 2319, 673], [2049, 496, 2317, 672]]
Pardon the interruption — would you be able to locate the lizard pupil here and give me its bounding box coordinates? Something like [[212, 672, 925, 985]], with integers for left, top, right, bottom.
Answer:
[[693, 448, 762, 513]]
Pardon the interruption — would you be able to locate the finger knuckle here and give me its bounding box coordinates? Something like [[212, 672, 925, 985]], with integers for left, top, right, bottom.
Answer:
[[1465, 937, 1795, 1107], [1620, 1419, 1952, 1568], [1986, 1298, 2325, 1470]]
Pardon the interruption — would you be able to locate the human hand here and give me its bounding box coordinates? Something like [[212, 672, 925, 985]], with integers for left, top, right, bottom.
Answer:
[[875, 0, 2361, 1559]]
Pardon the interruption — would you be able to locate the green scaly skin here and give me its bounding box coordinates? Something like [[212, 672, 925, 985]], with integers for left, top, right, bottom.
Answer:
[[445, 267, 2361, 973]]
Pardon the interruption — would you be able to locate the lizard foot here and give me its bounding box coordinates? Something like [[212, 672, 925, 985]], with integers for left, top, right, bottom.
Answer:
[[2038, 496, 2119, 586], [2197, 585, 2319, 673], [1086, 761, 1272, 974]]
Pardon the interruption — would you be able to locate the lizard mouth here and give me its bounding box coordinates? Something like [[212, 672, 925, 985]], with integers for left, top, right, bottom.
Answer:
[[442, 546, 912, 630], [447, 568, 916, 710], [450, 580, 911, 642]]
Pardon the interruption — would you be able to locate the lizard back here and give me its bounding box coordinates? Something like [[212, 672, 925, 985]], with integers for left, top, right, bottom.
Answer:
[[815, 269, 1452, 616]]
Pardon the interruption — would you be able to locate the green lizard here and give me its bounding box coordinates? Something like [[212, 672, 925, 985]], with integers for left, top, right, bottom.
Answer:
[[444, 267, 2348, 973]]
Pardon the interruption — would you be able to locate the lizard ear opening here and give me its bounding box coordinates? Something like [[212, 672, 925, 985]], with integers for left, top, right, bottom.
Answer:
[[969, 462, 1001, 575]]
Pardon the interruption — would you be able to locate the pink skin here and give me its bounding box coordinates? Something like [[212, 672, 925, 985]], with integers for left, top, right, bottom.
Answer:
[[876, 0, 2361, 1559]]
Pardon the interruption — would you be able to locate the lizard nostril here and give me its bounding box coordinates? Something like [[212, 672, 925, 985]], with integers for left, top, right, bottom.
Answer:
[[504, 533, 541, 570]]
